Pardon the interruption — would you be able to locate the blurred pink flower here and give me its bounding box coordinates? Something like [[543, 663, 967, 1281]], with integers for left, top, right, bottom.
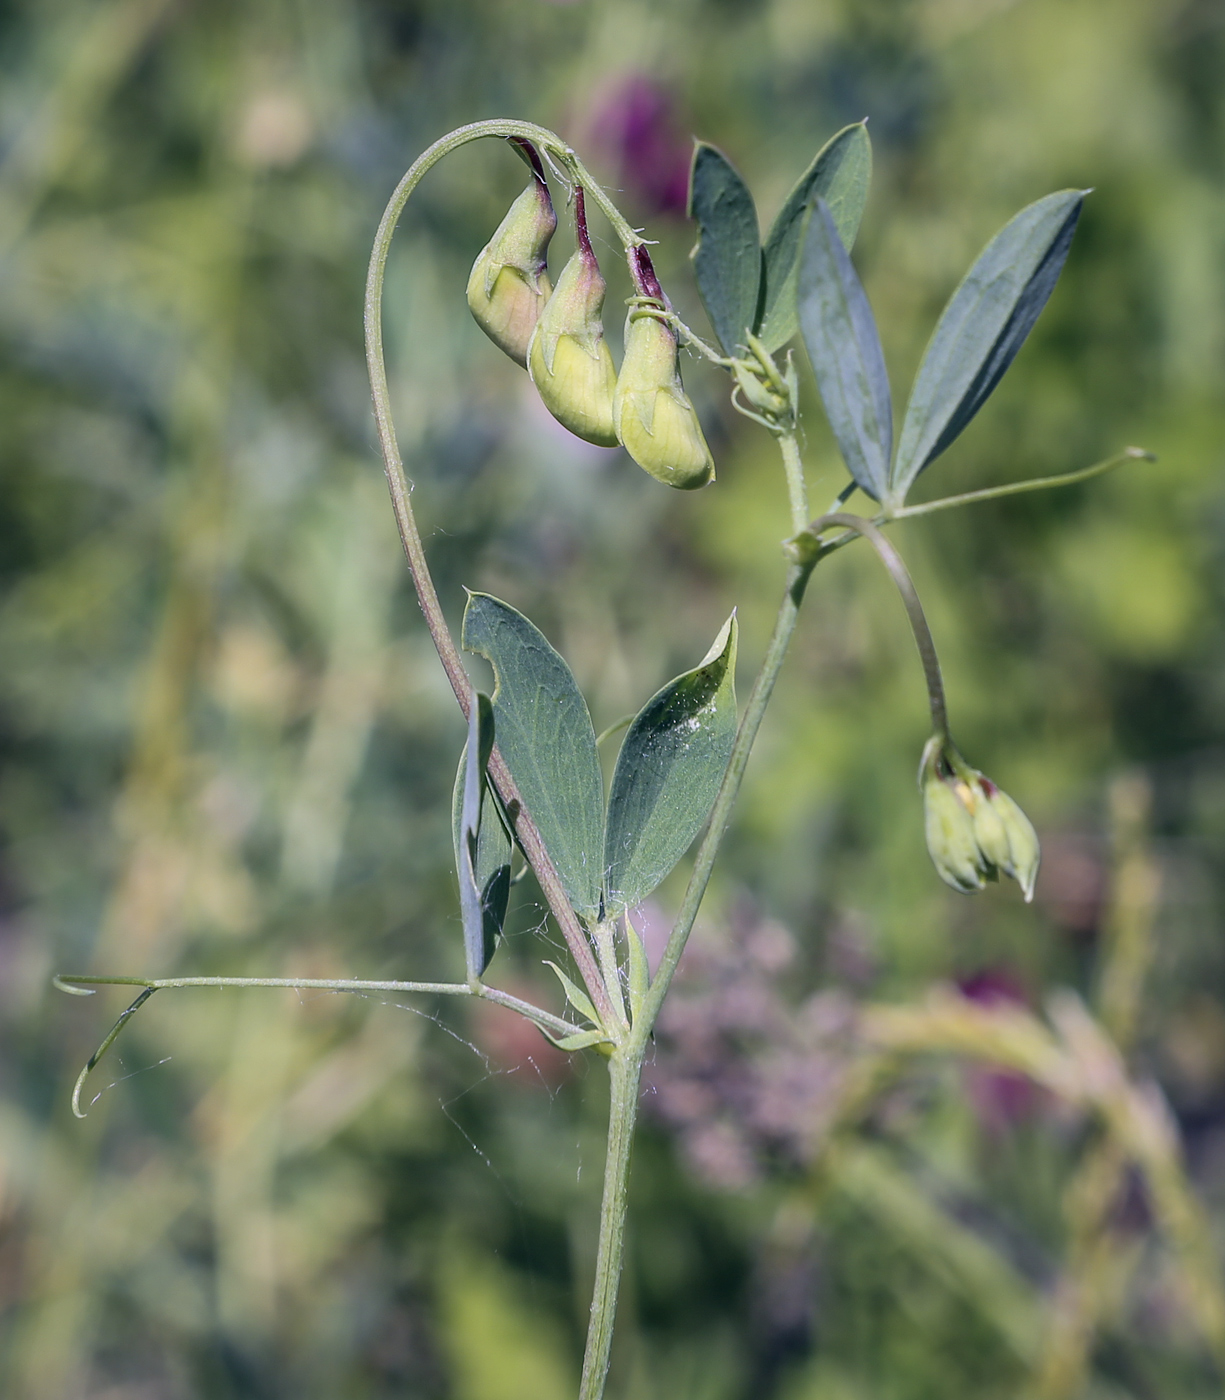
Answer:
[[585, 76, 692, 217]]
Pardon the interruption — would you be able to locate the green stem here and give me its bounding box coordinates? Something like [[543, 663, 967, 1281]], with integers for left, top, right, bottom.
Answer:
[[593, 921, 629, 1030], [57, 971, 585, 1120], [780, 430, 810, 535], [363, 119, 622, 1031], [635, 558, 813, 1042], [890, 448, 1152, 520], [818, 513, 948, 739], [579, 1050, 642, 1400], [633, 427, 813, 1039], [574, 430, 816, 1396]]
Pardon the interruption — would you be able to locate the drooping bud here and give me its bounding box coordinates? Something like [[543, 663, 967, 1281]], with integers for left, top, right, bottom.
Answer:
[[466, 141, 556, 367], [923, 764, 989, 893], [977, 779, 1040, 902], [919, 737, 1040, 901], [612, 246, 714, 490], [527, 188, 618, 447]]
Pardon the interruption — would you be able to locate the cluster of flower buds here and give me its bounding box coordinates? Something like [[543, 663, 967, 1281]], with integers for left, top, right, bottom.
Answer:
[[466, 143, 712, 485], [920, 736, 1040, 900]]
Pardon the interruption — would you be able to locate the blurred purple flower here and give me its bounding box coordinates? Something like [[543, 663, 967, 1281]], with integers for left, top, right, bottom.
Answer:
[[586, 77, 691, 218], [958, 969, 1042, 1130], [642, 900, 859, 1187]]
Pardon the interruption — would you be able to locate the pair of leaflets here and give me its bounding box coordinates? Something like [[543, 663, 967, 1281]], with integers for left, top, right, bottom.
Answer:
[[689, 119, 1086, 511], [453, 593, 737, 978]]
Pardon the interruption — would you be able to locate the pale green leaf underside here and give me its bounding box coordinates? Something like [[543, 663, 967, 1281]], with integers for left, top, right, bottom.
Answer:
[[758, 122, 872, 352], [889, 189, 1087, 506], [451, 720, 511, 978], [689, 142, 764, 355], [604, 614, 738, 913], [798, 199, 892, 502], [462, 592, 605, 917]]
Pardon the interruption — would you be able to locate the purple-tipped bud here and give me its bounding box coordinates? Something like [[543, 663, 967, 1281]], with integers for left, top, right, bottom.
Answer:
[[612, 247, 714, 489], [466, 147, 556, 367], [527, 188, 618, 447]]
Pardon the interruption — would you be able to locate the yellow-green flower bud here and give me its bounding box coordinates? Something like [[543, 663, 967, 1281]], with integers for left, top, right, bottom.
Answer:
[[978, 780, 1040, 902], [609, 246, 714, 490], [613, 310, 713, 488], [527, 188, 618, 447], [466, 152, 556, 367], [919, 737, 1040, 901], [923, 769, 988, 893]]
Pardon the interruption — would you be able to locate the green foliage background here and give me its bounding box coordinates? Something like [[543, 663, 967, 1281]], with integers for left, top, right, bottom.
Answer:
[[2, 1, 1225, 1396]]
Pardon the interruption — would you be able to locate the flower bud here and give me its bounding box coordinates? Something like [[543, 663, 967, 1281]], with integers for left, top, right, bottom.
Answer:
[[920, 738, 1040, 901], [977, 779, 1040, 902], [527, 188, 618, 447], [466, 156, 556, 367], [923, 769, 989, 893], [613, 307, 713, 489]]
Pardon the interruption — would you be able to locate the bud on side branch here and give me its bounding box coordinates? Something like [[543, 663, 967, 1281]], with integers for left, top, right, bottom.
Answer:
[[920, 737, 1040, 901]]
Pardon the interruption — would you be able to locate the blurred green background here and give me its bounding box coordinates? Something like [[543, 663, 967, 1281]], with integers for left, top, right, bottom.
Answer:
[[3, 0, 1225, 1396]]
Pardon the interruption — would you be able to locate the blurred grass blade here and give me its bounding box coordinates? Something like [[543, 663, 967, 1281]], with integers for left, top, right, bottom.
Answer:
[[798, 198, 892, 501], [890, 189, 1088, 506], [453, 689, 510, 979], [688, 142, 763, 354], [758, 122, 872, 351], [604, 614, 738, 914], [462, 592, 604, 918]]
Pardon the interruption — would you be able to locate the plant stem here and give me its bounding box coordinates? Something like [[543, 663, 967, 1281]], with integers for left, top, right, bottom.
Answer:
[[890, 448, 1152, 520], [818, 513, 948, 738], [363, 120, 620, 1030], [579, 1050, 643, 1400], [55, 973, 583, 1117], [634, 422, 814, 1043], [53, 973, 578, 1035], [636, 559, 813, 1041], [779, 430, 810, 535]]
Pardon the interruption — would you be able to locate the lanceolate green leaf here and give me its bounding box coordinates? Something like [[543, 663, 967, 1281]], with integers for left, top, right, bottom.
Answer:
[[889, 189, 1088, 506], [759, 122, 872, 352], [462, 593, 604, 918], [688, 143, 763, 355], [604, 614, 738, 914], [452, 691, 511, 979], [798, 198, 892, 502]]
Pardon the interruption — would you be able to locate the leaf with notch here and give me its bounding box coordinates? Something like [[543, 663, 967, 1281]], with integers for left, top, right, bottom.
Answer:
[[759, 122, 872, 352], [689, 143, 763, 355], [889, 189, 1088, 506], [604, 614, 738, 914], [452, 691, 511, 979], [462, 592, 604, 918], [798, 198, 892, 502]]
